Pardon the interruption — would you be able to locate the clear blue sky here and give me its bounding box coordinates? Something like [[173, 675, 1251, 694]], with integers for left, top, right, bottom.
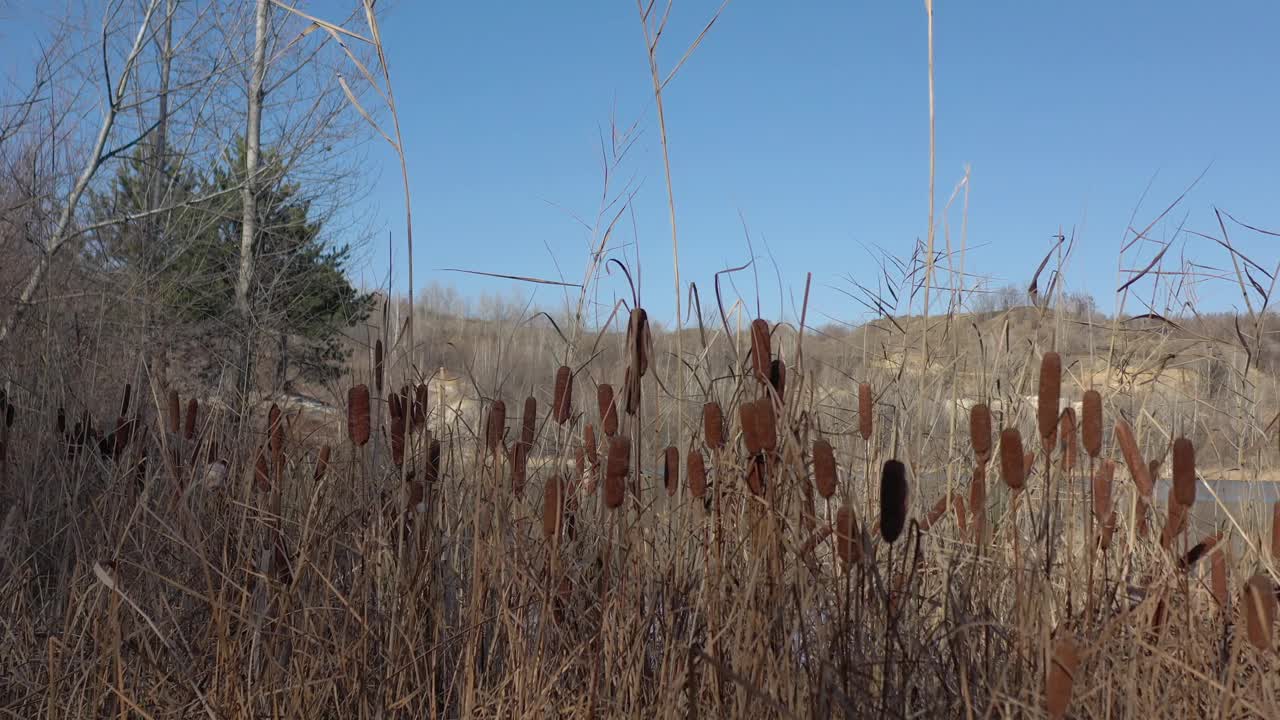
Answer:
[[356, 1, 1279, 327]]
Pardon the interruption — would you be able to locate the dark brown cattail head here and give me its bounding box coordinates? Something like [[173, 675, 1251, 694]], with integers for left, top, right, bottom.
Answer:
[[663, 446, 680, 497], [1038, 352, 1062, 447], [812, 439, 838, 499], [750, 318, 771, 383], [1000, 428, 1026, 491], [254, 447, 270, 491], [1059, 407, 1078, 472], [1092, 460, 1115, 521], [1210, 542, 1229, 607], [624, 365, 641, 416], [604, 436, 630, 509], [769, 358, 786, 399], [687, 449, 707, 498], [184, 398, 198, 441], [542, 475, 563, 541], [970, 404, 992, 464], [1172, 437, 1196, 507], [702, 401, 724, 450], [1243, 574, 1276, 651], [268, 403, 284, 465], [313, 445, 331, 482], [597, 384, 618, 436], [835, 505, 860, 568], [553, 365, 573, 425], [485, 400, 506, 456], [347, 385, 371, 447], [1271, 502, 1280, 560], [1115, 419, 1152, 498], [520, 396, 537, 448], [374, 340, 384, 393], [167, 390, 181, 435], [510, 442, 528, 497], [413, 383, 429, 430], [879, 459, 908, 543], [391, 409, 406, 468], [1081, 389, 1103, 458], [1045, 634, 1080, 720], [627, 308, 650, 377], [858, 383, 874, 442], [584, 424, 598, 467]]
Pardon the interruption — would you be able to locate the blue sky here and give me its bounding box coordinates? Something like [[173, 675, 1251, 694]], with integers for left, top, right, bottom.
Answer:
[[353, 1, 1279, 327]]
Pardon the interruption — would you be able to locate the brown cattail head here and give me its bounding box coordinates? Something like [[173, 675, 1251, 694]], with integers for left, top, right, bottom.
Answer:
[[835, 505, 860, 568], [553, 365, 573, 425], [347, 385, 371, 447], [1045, 634, 1080, 720], [511, 442, 528, 497], [750, 318, 771, 383], [268, 403, 284, 465], [1271, 502, 1280, 560], [663, 446, 680, 497], [879, 459, 908, 543], [1115, 419, 1152, 498], [1092, 460, 1115, 521], [485, 400, 506, 456], [413, 384, 428, 430], [1059, 407, 1078, 472], [687, 449, 707, 498], [1172, 437, 1196, 507], [970, 404, 992, 464], [597, 384, 618, 436], [703, 401, 724, 450], [1210, 542, 1229, 608], [769, 359, 786, 400], [812, 439, 838, 499], [624, 365, 641, 416], [254, 447, 270, 491], [1082, 390, 1103, 458], [374, 340, 384, 393], [584, 424, 598, 468], [1160, 488, 1188, 550], [627, 308, 650, 377], [1000, 428, 1026, 491], [167, 390, 181, 435], [1038, 352, 1062, 447], [314, 445, 331, 482], [542, 475, 563, 541], [604, 436, 630, 509], [1243, 574, 1276, 651], [858, 383, 874, 442], [184, 398, 198, 441], [391, 408, 406, 468], [740, 399, 777, 457], [520, 396, 537, 448]]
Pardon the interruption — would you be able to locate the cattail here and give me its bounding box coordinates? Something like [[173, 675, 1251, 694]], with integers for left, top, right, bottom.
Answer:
[[314, 445, 331, 482], [628, 308, 650, 377], [1081, 390, 1102, 458], [542, 475, 563, 541], [1160, 489, 1187, 550], [167, 390, 180, 435], [1243, 574, 1276, 651], [880, 459, 908, 543], [1172, 437, 1196, 507], [1059, 407, 1077, 472], [663, 446, 680, 497], [858, 383, 873, 442], [485, 400, 506, 456], [1115, 419, 1152, 498], [769, 358, 786, 399], [1098, 513, 1117, 551], [521, 396, 537, 448], [1000, 428, 1026, 491], [1092, 460, 1115, 521], [511, 442, 528, 497], [969, 404, 992, 464], [1272, 502, 1280, 560], [1038, 352, 1062, 446], [553, 365, 573, 424], [598, 384, 618, 436], [584, 424, 598, 467], [969, 465, 987, 536], [413, 383, 428, 430], [391, 408, 406, 468], [1210, 542, 1229, 608], [750, 318, 771, 383], [835, 505, 860, 568], [703, 402, 725, 450], [347, 385, 371, 447], [268, 403, 284, 466], [812, 440, 837, 499], [389, 392, 403, 421], [1045, 634, 1079, 720], [687, 449, 707, 499], [184, 398, 198, 440], [254, 448, 270, 491], [740, 399, 777, 457], [374, 340, 384, 393], [745, 457, 766, 496], [604, 436, 630, 509], [623, 365, 641, 416]]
